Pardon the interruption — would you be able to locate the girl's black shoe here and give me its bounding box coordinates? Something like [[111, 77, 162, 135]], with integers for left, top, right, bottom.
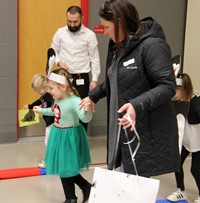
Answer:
[[82, 182, 92, 203]]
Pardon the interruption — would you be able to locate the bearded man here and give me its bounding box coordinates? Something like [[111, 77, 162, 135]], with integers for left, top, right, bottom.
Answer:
[[51, 6, 101, 131]]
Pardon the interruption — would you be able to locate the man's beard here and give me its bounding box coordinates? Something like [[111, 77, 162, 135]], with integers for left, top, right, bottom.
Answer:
[[68, 23, 82, 33]]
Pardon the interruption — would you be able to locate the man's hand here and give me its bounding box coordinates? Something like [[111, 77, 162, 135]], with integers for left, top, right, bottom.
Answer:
[[90, 81, 97, 91], [58, 61, 69, 70]]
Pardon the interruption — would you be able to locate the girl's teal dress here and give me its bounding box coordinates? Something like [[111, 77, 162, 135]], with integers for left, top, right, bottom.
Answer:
[[39, 95, 92, 178]]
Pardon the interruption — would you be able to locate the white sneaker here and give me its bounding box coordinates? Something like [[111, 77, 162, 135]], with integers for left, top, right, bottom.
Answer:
[[193, 196, 200, 203], [167, 188, 187, 202], [38, 160, 46, 168]]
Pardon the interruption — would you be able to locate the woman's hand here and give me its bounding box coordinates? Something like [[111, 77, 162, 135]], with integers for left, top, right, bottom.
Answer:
[[84, 101, 92, 112], [33, 106, 41, 113], [118, 103, 136, 130], [80, 97, 96, 114]]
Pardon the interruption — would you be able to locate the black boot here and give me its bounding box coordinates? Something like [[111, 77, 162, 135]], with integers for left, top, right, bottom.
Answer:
[[82, 182, 92, 203], [63, 198, 77, 203]]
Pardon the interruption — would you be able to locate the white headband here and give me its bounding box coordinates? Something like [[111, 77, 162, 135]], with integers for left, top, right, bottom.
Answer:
[[48, 72, 68, 85]]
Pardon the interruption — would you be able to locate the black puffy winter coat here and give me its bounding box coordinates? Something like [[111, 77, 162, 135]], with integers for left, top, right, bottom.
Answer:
[[89, 17, 179, 177]]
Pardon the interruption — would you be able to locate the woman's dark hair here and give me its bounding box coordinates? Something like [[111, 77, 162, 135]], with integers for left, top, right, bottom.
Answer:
[[99, 0, 141, 46], [67, 6, 82, 17]]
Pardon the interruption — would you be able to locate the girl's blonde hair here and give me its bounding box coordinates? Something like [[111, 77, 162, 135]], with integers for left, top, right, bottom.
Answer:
[[31, 74, 47, 89], [51, 68, 79, 97]]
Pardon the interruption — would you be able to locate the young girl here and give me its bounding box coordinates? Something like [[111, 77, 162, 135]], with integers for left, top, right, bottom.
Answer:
[[24, 74, 54, 168], [167, 73, 200, 203], [33, 68, 92, 203]]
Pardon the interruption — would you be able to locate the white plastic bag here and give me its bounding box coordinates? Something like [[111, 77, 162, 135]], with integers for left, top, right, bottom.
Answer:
[[89, 167, 160, 203], [89, 114, 160, 203]]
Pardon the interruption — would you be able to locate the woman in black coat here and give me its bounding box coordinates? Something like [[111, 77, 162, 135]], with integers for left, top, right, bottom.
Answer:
[[81, 0, 179, 177]]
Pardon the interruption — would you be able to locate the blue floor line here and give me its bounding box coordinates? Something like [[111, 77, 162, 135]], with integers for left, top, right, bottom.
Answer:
[[156, 199, 188, 203]]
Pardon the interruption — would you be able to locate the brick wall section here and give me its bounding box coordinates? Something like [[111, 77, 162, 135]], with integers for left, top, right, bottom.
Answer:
[[0, 0, 17, 143]]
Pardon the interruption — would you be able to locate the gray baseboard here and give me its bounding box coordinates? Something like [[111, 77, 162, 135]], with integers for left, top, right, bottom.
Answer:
[[0, 132, 17, 144]]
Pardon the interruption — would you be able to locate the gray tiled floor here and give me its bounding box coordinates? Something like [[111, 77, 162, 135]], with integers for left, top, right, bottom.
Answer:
[[0, 136, 198, 203]]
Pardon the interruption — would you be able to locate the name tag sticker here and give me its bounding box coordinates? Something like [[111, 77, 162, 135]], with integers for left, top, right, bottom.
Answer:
[[76, 79, 85, 86]]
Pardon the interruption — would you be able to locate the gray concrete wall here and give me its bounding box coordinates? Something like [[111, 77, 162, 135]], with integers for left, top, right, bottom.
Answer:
[[0, 0, 17, 143]]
